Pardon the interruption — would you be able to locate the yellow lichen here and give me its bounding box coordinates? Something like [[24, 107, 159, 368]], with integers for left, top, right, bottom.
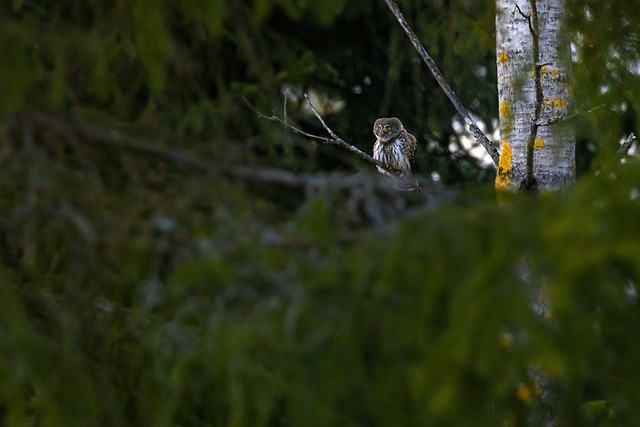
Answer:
[[517, 384, 533, 405], [498, 51, 509, 64], [499, 101, 511, 118], [534, 137, 544, 150], [498, 141, 512, 172], [495, 140, 512, 190]]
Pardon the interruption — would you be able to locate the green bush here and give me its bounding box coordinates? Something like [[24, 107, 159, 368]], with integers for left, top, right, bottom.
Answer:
[[1, 160, 639, 426]]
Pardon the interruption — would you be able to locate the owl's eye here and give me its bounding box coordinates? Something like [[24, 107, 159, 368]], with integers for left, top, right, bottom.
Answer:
[[384, 125, 392, 131]]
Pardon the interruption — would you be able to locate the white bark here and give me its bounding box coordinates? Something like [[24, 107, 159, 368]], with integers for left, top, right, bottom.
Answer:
[[495, 0, 575, 191]]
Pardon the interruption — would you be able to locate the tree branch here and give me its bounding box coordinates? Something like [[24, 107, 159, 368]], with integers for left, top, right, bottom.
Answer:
[[535, 104, 606, 127], [27, 111, 433, 224], [243, 96, 403, 176], [515, 4, 536, 36], [618, 132, 637, 159], [246, 96, 421, 191], [31, 111, 426, 198], [382, 0, 500, 166]]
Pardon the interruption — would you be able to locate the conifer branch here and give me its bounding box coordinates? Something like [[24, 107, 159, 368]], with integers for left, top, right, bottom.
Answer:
[[31, 111, 209, 169], [382, 0, 500, 166]]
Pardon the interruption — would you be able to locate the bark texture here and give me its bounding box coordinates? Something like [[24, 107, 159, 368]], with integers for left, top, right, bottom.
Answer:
[[495, 0, 575, 191]]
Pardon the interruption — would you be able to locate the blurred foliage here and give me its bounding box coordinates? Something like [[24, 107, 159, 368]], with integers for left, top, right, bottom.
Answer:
[[1, 0, 640, 426], [1, 131, 640, 425], [568, 0, 640, 172]]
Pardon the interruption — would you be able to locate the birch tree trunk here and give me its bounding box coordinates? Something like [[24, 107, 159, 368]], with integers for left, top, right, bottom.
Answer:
[[495, 0, 575, 191]]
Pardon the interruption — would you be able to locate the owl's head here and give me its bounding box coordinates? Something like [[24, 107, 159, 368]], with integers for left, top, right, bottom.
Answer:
[[373, 117, 404, 142]]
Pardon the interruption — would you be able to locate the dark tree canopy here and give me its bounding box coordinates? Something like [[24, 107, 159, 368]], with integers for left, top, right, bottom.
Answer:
[[1, 0, 502, 181]]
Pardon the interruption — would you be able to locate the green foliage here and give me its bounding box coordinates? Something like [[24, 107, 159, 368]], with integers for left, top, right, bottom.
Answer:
[[2, 1, 640, 426], [1, 117, 640, 425], [568, 0, 640, 171], [132, 0, 173, 92]]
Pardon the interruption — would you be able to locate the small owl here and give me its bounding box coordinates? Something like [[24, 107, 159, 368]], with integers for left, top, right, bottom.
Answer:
[[372, 117, 417, 178]]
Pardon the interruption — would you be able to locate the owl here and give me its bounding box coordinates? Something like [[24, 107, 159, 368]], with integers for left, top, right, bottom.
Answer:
[[372, 117, 417, 178]]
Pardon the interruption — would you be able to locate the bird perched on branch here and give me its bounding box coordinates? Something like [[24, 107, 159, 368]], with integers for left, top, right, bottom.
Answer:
[[372, 117, 417, 179]]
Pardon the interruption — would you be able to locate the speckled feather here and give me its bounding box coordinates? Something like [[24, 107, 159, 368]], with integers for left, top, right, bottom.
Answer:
[[372, 117, 417, 178]]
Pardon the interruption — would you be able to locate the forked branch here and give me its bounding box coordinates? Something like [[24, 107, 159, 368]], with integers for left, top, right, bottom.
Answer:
[[243, 95, 403, 176]]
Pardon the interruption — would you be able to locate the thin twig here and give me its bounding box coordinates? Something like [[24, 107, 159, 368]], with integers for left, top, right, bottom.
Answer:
[[283, 88, 289, 124], [243, 96, 402, 176], [536, 104, 606, 127], [243, 98, 337, 145], [304, 93, 341, 141], [301, 94, 423, 191], [515, 4, 536, 36], [30, 112, 431, 211], [618, 132, 637, 159], [382, 0, 500, 166]]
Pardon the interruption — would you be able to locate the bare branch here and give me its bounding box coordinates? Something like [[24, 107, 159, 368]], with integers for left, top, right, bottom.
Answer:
[[514, 4, 529, 18], [245, 95, 421, 191], [382, 0, 500, 166], [30, 111, 333, 187], [514, 4, 536, 36], [304, 93, 342, 141], [283, 89, 289, 124], [243, 97, 338, 145], [29, 111, 433, 222], [536, 104, 606, 127], [618, 132, 637, 159], [243, 96, 404, 177]]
